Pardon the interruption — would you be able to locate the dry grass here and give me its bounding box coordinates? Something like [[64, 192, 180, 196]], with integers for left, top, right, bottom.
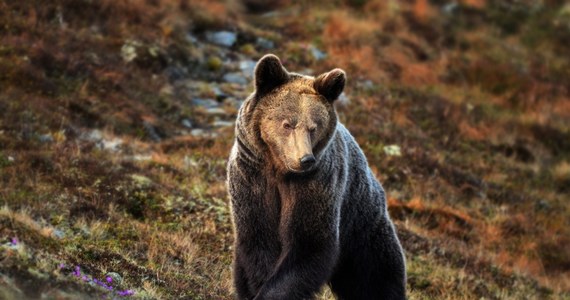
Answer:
[[1, 0, 569, 298]]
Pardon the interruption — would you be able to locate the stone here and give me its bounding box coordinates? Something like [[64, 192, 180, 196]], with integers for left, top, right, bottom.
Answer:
[[186, 33, 198, 44], [143, 121, 162, 142], [309, 45, 327, 61], [181, 119, 193, 128], [205, 31, 237, 47], [212, 120, 234, 128], [383, 145, 402, 157], [239, 60, 257, 78], [39, 133, 54, 143], [212, 86, 228, 100], [206, 107, 227, 115], [53, 229, 66, 239], [101, 138, 123, 152], [120, 40, 141, 63], [256, 37, 275, 49], [191, 98, 219, 109], [105, 272, 123, 285], [338, 92, 350, 105], [190, 129, 205, 136], [223, 72, 248, 85]]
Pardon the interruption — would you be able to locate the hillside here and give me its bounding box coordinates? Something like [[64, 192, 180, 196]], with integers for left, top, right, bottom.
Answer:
[[1, 0, 569, 299]]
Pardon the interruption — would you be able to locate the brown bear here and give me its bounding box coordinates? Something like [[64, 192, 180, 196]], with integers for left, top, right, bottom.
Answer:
[[227, 54, 406, 300]]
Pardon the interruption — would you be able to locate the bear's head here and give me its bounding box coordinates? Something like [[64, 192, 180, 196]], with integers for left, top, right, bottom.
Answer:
[[241, 54, 346, 174]]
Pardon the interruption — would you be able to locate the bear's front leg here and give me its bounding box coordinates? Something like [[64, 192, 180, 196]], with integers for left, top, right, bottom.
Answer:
[[253, 238, 338, 300], [253, 183, 340, 300], [234, 256, 255, 300]]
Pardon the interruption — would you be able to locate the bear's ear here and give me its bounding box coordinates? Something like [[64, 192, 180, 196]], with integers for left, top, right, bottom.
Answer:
[[314, 69, 346, 102], [254, 54, 289, 96]]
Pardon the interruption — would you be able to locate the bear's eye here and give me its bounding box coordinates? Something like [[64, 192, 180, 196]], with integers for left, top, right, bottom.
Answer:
[[283, 122, 293, 130], [308, 127, 317, 133]]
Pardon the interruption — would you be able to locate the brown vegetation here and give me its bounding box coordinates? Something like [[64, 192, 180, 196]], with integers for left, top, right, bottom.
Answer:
[[1, 0, 569, 299]]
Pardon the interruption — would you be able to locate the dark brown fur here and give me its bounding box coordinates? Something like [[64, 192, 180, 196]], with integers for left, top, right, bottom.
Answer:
[[227, 54, 406, 299]]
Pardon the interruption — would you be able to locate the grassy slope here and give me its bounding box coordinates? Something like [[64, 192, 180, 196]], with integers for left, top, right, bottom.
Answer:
[[1, 0, 569, 299]]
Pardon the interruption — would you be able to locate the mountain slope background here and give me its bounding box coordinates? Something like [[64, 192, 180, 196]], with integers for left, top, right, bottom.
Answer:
[[1, 0, 569, 299]]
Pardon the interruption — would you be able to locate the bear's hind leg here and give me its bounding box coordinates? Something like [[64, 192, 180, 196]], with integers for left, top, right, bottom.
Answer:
[[330, 226, 406, 299], [330, 256, 405, 300]]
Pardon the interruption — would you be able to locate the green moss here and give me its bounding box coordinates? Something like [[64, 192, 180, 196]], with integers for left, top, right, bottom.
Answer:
[[239, 43, 256, 56], [206, 56, 223, 71]]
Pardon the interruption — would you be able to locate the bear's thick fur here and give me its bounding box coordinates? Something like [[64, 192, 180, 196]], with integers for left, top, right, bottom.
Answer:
[[227, 54, 406, 300]]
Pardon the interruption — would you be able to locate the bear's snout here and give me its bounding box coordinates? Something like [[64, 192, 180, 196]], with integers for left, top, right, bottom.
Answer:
[[300, 154, 316, 170]]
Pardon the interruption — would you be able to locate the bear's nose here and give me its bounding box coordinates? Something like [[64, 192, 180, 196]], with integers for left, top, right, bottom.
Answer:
[[300, 154, 316, 169]]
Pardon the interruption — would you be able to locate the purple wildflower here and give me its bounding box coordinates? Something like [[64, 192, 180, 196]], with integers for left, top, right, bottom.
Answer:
[[65, 265, 134, 298], [10, 237, 18, 246], [98, 283, 112, 291], [117, 289, 134, 297], [73, 266, 81, 277]]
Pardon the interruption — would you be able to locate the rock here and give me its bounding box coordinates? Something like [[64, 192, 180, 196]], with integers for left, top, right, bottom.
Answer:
[[443, 3, 458, 14], [535, 199, 551, 211], [164, 66, 187, 81], [121, 40, 141, 63], [81, 130, 123, 152], [256, 37, 275, 49], [159, 84, 174, 96], [105, 272, 123, 285], [309, 45, 327, 61], [101, 139, 123, 152], [53, 229, 65, 239], [223, 72, 248, 85], [337, 92, 350, 105], [143, 121, 162, 142], [212, 86, 228, 100], [181, 119, 193, 128], [39, 133, 54, 143], [383, 145, 402, 157], [205, 31, 237, 47], [83, 129, 102, 142], [206, 107, 227, 115], [190, 129, 205, 136], [192, 98, 219, 109], [239, 60, 257, 78], [186, 33, 198, 44], [359, 79, 375, 91], [132, 155, 152, 161], [184, 155, 199, 168], [212, 120, 234, 128]]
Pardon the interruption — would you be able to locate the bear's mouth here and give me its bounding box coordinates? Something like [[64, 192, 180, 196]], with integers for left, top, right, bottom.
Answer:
[[285, 162, 316, 174]]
